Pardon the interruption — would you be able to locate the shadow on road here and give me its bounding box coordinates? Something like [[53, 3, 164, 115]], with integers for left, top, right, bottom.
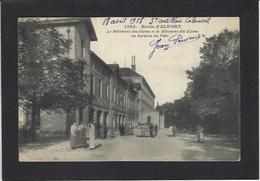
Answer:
[[19, 138, 68, 152], [19, 138, 103, 152], [178, 134, 240, 161], [91, 144, 102, 150]]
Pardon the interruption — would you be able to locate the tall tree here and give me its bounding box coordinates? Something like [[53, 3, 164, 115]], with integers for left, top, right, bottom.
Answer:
[[185, 29, 240, 134], [18, 19, 93, 137]]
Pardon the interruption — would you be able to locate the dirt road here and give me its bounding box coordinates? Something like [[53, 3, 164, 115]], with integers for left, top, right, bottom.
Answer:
[[19, 129, 240, 161]]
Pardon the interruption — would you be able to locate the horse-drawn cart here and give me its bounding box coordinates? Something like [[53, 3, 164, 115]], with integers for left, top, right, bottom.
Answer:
[[135, 123, 157, 137]]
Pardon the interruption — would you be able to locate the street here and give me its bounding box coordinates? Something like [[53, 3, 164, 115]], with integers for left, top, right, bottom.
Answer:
[[19, 128, 240, 161]]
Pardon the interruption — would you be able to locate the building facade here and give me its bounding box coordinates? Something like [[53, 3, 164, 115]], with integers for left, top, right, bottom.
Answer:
[[19, 18, 157, 138], [119, 56, 161, 126], [87, 52, 139, 138]]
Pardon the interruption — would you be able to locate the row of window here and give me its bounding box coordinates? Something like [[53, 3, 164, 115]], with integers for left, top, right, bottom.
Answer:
[[142, 90, 154, 108], [81, 37, 136, 109], [91, 75, 135, 109], [92, 77, 109, 99]]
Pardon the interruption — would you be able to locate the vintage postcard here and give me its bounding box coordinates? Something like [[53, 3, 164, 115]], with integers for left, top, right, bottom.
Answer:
[[18, 17, 240, 161]]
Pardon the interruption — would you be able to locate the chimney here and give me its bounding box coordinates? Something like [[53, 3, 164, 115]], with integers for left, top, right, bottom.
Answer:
[[131, 56, 136, 71]]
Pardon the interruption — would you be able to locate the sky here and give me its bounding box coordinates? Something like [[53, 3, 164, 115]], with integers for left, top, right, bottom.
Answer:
[[90, 17, 239, 105]]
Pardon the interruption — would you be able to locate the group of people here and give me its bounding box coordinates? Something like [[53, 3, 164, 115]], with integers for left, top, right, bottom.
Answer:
[[70, 121, 206, 150], [136, 123, 158, 137], [70, 122, 96, 150]]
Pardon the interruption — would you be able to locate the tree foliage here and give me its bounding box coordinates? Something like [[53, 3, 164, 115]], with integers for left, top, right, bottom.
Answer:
[[18, 19, 93, 136], [163, 30, 240, 135]]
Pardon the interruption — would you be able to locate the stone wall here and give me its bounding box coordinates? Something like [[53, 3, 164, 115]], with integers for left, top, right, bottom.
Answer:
[[40, 111, 66, 132]]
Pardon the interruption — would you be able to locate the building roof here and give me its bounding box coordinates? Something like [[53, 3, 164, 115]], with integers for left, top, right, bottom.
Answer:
[[122, 78, 133, 84], [119, 68, 155, 98], [91, 54, 130, 89], [120, 78, 141, 91], [91, 54, 152, 97], [90, 51, 112, 73], [119, 67, 143, 78], [107, 64, 120, 72], [38, 17, 97, 41]]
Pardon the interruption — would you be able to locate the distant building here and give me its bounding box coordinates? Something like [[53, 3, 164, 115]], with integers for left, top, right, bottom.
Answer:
[[119, 56, 163, 126], [155, 103, 165, 128], [89, 52, 139, 138]]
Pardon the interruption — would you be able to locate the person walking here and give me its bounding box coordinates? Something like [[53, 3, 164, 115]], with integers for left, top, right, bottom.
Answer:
[[168, 126, 173, 137], [70, 122, 79, 149], [78, 123, 87, 147], [89, 122, 96, 149], [104, 124, 107, 138], [86, 123, 91, 140], [149, 124, 153, 137], [196, 125, 205, 143], [172, 125, 177, 136]]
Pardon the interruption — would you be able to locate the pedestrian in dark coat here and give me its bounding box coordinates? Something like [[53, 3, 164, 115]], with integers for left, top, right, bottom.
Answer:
[[78, 123, 87, 147], [149, 124, 153, 137]]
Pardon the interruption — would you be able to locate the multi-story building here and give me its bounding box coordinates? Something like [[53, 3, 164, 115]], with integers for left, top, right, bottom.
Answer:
[[18, 18, 157, 138], [119, 56, 164, 127], [88, 52, 139, 138]]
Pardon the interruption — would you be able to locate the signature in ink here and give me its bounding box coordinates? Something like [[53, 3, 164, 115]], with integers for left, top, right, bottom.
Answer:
[[148, 34, 202, 59]]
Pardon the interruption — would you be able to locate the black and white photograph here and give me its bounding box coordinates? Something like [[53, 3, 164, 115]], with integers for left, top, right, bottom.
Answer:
[[17, 17, 241, 162]]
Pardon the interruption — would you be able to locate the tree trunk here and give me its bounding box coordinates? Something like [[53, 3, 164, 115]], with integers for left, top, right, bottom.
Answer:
[[30, 91, 37, 138], [220, 118, 225, 135], [78, 106, 83, 124], [65, 112, 69, 138], [66, 110, 76, 138], [65, 110, 72, 138]]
